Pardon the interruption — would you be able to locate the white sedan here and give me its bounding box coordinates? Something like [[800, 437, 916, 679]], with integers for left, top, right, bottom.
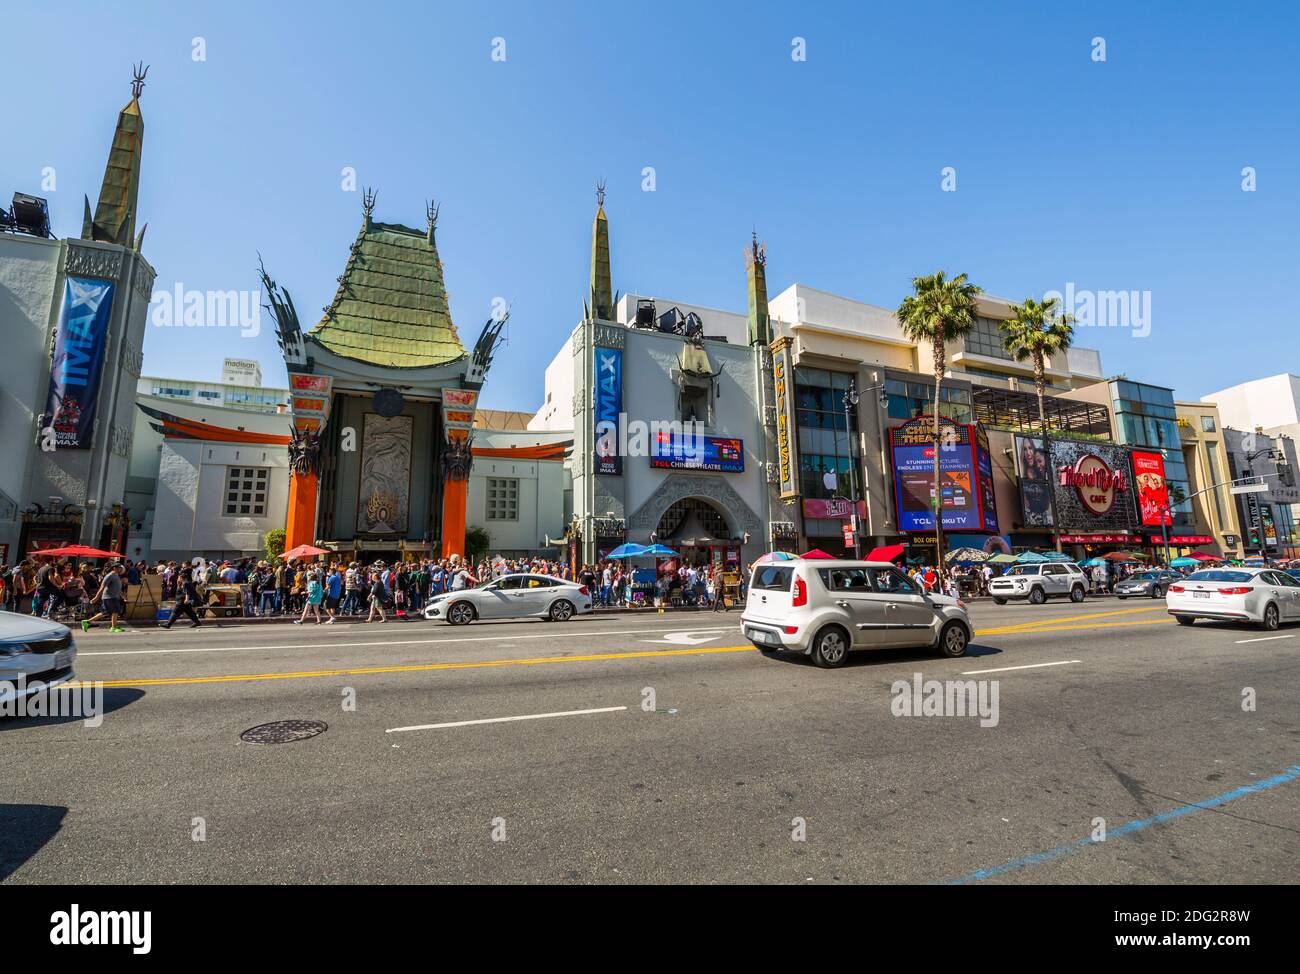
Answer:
[[0, 611, 78, 710], [1167, 567, 1300, 630], [424, 574, 593, 625]]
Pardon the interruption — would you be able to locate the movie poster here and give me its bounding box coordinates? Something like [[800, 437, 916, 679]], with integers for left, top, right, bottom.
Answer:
[[1015, 436, 1054, 527], [44, 276, 116, 449], [1131, 450, 1173, 526]]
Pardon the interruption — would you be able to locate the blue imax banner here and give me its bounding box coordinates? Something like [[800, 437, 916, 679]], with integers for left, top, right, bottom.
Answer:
[[46, 276, 115, 449], [594, 346, 622, 475]]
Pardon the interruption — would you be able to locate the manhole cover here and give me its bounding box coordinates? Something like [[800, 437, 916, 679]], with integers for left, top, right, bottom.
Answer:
[[240, 719, 328, 745]]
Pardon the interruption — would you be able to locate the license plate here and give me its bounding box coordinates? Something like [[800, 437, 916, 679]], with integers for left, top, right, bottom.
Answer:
[[55, 649, 73, 668], [1193, 591, 1210, 599], [749, 629, 773, 645]]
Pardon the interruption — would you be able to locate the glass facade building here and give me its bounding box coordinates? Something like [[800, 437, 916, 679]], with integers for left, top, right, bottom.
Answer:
[[1109, 380, 1193, 527]]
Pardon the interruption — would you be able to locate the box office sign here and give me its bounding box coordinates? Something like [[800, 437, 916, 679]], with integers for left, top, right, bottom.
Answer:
[[771, 338, 799, 498]]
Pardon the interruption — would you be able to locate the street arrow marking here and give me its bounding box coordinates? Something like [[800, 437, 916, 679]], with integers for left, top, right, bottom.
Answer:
[[640, 629, 736, 646]]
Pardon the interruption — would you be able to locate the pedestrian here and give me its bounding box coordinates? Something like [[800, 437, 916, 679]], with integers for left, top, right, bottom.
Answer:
[[366, 572, 387, 623], [324, 565, 341, 623], [295, 571, 325, 625], [162, 566, 202, 629], [82, 563, 127, 633]]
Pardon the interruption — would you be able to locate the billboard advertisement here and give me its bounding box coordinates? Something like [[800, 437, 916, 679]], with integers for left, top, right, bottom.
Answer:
[[593, 346, 622, 475], [890, 418, 998, 533], [650, 433, 744, 472], [1015, 435, 1054, 527], [771, 337, 799, 498], [1131, 449, 1173, 526], [44, 276, 116, 449]]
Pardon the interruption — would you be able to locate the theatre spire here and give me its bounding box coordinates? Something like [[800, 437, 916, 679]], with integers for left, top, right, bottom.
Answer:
[[746, 230, 771, 345], [84, 62, 148, 249], [588, 180, 614, 321]]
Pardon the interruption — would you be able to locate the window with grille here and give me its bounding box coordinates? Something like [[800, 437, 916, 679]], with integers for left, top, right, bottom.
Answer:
[[486, 478, 519, 521], [223, 466, 269, 517]]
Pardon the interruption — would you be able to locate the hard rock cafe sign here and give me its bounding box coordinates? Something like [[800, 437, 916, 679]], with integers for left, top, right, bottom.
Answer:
[[1059, 454, 1129, 516]]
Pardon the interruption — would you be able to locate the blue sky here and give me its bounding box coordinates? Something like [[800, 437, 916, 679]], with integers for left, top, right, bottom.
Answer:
[[7, 0, 1298, 410]]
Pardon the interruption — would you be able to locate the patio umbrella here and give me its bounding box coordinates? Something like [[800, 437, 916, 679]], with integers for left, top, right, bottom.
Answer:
[[1081, 557, 1106, 567], [1040, 551, 1075, 562], [281, 543, 330, 560], [605, 543, 646, 559], [27, 544, 121, 559], [755, 550, 797, 562], [1014, 551, 1047, 563], [1106, 550, 1148, 562], [641, 543, 679, 556], [945, 547, 987, 563], [1170, 557, 1199, 568], [989, 553, 1017, 564], [1189, 552, 1220, 561], [800, 549, 836, 560], [867, 544, 906, 562]]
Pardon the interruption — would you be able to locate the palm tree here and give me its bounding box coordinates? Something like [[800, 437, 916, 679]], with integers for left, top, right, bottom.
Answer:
[[999, 296, 1075, 551], [896, 272, 982, 575]]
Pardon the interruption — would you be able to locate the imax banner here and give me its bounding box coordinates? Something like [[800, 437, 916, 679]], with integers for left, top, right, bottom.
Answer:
[[45, 276, 116, 449], [594, 346, 622, 475]]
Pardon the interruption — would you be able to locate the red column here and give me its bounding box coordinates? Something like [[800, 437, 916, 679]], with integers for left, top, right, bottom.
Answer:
[[286, 472, 319, 551], [440, 478, 467, 559]]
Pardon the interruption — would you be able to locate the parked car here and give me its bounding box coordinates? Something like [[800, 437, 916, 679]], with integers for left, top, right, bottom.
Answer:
[[0, 611, 78, 710], [424, 574, 593, 625], [741, 558, 973, 667], [988, 563, 1087, 605], [1114, 569, 1184, 599], [1167, 567, 1300, 630]]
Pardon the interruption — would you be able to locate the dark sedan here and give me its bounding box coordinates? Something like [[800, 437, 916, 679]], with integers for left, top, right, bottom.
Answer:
[[1114, 570, 1184, 599]]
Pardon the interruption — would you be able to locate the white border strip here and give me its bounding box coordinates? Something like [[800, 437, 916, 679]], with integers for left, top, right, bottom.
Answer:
[[386, 706, 628, 734], [1235, 634, 1295, 644]]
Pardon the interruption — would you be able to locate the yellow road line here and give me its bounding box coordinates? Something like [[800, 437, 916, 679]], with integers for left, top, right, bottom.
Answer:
[[65, 644, 757, 689], [65, 611, 1176, 691], [977, 604, 1167, 634]]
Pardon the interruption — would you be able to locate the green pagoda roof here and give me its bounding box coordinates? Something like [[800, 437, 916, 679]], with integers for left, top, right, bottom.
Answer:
[[307, 217, 465, 369]]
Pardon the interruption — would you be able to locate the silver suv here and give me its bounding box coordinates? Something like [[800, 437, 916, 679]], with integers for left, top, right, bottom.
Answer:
[[741, 559, 973, 668], [988, 563, 1087, 605]]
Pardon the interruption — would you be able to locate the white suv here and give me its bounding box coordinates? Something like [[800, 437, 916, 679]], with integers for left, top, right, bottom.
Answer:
[[988, 563, 1087, 605], [741, 559, 973, 668]]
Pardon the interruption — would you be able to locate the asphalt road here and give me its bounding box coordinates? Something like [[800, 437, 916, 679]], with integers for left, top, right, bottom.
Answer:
[[2, 597, 1297, 884]]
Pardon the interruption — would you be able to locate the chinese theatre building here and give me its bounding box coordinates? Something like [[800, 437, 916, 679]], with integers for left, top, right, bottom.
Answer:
[[261, 193, 504, 560]]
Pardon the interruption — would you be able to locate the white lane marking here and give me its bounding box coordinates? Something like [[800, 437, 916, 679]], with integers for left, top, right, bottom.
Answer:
[[1234, 634, 1296, 644], [639, 629, 735, 646], [386, 706, 627, 733], [79, 625, 741, 656], [960, 659, 1081, 675]]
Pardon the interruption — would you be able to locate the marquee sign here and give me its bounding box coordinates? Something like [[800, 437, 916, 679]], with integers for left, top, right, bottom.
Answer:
[[1017, 437, 1140, 534], [288, 373, 332, 432], [771, 338, 798, 498]]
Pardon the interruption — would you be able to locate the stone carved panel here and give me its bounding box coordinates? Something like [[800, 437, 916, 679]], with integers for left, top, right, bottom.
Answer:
[[65, 245, 123, 281], [110, 423, 133, 458], [627, 473, 763, 534], [594, 323, 625, 349]]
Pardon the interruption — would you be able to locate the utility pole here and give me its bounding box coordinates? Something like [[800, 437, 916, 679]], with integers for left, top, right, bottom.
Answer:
[[842, 380, 861, 559]]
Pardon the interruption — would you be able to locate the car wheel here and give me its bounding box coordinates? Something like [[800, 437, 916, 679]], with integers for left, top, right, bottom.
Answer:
[[447, 601, 475, 626], [549, 599, 575, 622], [938, 621, 969, 658], [993, 597, 1007, 605], [1175, 615, 1195, 626], [1028, 587, 1046, 605], [811, 626, 850, 668], [1070, 585, 1085, 603], [1261, 603, 1280, 631]]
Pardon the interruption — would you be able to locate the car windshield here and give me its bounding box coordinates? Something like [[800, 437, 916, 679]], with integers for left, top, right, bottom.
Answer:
[[1134, 572, 1160, 580], [1003, 566, 1038, 576], [1186, 570, 1254, 583]]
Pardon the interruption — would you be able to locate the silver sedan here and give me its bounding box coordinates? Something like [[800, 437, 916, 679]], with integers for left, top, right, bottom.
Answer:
[[0, 611, 78, 710], [424, 574, 594, 625]]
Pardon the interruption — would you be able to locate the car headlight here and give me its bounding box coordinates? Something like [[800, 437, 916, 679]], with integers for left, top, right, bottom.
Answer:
[[0, 643, 35, 657]]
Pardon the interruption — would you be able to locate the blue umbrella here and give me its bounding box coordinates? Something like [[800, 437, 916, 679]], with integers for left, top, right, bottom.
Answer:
[[1040, 551, 1074, 562], [1170, 557, 1198, 568], [641, 544, 680, 557], [605, 543, 646, 559], [1015, 551, 1048, 563], [1082, 557, 1106, 567]]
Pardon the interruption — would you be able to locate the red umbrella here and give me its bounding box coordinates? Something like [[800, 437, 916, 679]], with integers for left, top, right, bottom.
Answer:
[[800, 549, 836, 560], [28, 545, 121, 559], [866, 544, 906, 562], [1189, 552, 1219, 561], [281, 543, 330, 560]]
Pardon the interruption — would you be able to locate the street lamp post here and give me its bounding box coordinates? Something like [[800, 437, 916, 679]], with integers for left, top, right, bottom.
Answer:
[[842, 381, 861, 559]]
